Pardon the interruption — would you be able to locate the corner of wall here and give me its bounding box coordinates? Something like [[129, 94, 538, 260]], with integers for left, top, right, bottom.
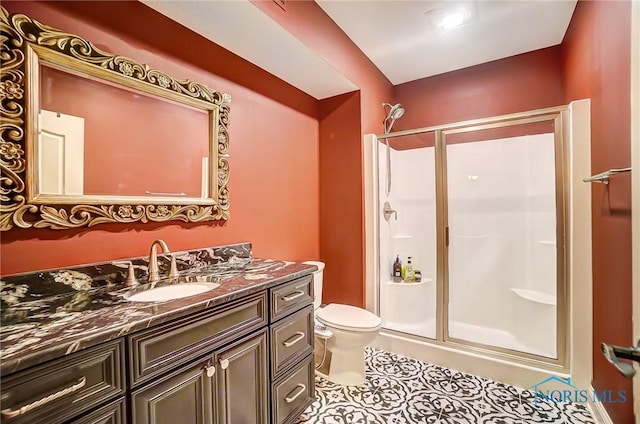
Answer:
[[588, 389, 615, 424]]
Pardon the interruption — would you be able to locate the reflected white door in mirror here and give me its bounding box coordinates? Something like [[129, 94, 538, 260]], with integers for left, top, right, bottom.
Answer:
[[38, 110, 84, 196]]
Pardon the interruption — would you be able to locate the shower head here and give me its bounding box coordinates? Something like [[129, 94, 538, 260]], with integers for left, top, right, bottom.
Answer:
[[382, 103, 405, 133], [381, 103, 404, 196], [388, 103, 405, 120]]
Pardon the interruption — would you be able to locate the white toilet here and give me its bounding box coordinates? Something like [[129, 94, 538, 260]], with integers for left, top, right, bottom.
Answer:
[[303, 261, 382, 386]]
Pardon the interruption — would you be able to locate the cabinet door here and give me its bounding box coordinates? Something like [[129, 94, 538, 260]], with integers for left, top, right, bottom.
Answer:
[[131, 358, 214, 424], [215, 330, 268, 424], [68, 398, 126, 424]]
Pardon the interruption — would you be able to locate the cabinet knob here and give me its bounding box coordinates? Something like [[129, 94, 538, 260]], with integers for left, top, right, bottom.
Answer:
[[205, 365, 216, 378], [219, 359, 229, 370]]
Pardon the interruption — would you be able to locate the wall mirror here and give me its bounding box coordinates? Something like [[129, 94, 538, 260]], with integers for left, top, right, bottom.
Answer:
[[0, 7, 231, 230]]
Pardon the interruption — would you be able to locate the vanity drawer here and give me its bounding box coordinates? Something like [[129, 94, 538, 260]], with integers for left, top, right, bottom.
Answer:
[[0, 340, 125, 424], [68, 397, 126, 424], [271, 305, 314, 377], [271, 354, 315, 424], [128, 292, 267, 387], [270, 274, 313, 322]]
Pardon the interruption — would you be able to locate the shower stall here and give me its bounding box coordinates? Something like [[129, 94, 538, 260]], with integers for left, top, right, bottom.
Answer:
[[365, 106, 577, 379]]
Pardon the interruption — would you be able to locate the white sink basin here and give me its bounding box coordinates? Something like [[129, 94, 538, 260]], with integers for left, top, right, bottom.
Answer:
[[126, 282, 220, 303]]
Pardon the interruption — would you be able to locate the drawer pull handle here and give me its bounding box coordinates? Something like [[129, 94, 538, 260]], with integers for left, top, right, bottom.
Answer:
[[282, 291, 305, 302], [283, 332, 306, 347], [284, 384, 306, 403], [1, 377, 87, 419]]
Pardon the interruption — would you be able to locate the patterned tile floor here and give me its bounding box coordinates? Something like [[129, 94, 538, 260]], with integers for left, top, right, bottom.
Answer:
[[297, 347, 595, 424]]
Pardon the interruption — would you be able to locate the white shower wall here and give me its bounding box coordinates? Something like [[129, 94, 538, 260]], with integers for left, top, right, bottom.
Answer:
[[447, 133, 557, 358], [379, 142, 437, 339]]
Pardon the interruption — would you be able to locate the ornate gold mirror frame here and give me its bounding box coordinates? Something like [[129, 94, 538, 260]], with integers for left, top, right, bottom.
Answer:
[[0, 7, 231, 230]]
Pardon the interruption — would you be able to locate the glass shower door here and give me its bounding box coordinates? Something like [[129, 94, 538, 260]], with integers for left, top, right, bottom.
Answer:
[[378, 132, 437, 339], [444, 119, 562, 359]]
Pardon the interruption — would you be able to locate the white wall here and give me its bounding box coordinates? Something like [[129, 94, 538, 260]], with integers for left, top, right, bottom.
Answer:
[[378, 142, 437, 338]]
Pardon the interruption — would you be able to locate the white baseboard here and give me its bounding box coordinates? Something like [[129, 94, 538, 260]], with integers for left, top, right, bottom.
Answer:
[[588, 387, 614, 424]]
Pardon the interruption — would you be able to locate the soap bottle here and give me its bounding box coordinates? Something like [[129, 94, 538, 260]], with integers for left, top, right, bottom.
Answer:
[[392, 255, 402, 281], [405, 257, 415, 282]]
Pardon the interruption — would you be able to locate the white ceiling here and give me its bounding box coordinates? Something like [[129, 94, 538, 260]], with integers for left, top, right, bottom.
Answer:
[[317, 0, 577, 86], [141, 0, 359, 99], [143, 0, 577, 99]]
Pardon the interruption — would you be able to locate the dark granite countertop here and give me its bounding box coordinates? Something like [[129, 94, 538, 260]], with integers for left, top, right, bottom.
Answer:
[[0, 244, 316, 376]]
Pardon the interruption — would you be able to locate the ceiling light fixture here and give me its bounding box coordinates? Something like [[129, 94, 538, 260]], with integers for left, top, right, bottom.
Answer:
[[426, 3, 475, 33]]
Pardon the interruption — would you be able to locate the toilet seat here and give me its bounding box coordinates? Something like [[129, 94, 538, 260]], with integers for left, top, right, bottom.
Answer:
[[316, 303, 382, 332]]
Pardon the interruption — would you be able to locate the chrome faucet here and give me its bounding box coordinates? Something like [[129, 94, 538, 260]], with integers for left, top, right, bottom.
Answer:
[[148, 239, 179, 282]]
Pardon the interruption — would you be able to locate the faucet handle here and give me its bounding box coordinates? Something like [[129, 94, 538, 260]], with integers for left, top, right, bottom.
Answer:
[[383, 202, 398, 221], [112, 261, 139, 287], [168, 256, 179, 278]]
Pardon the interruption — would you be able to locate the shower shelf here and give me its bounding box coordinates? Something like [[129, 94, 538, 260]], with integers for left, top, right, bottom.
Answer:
[[537, 240, 556, 246], [510, 288, 556, 306], [383, 278, 432, 286]]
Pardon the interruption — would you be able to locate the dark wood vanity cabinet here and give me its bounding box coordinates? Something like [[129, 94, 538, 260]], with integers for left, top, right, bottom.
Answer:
[[268, 275, 315, 424], [129, 293, 269, 424], [0, 340, 126, 424], [214, 330, 269, 423], [130, 330, 268, 424], [128, 275, 314, 424], [1, 273, 315, 424]]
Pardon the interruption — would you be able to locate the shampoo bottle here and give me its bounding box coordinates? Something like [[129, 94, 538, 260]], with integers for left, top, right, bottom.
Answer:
[[405, 257, 415, 282], [393, 255, 402, 281]]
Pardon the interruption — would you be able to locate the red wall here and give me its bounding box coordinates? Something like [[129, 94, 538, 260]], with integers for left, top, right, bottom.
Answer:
[[394, 46, 565, 130], [39, 1, 319, 119], [562, 1, 633, 422], [251, 0, 394, 307], [250, 0, 393, 134], [318, 92, 363, 306], [1, 1, 320, 275]]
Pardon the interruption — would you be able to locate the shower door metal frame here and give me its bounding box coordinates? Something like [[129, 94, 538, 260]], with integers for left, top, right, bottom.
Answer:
[[374, 105, 570, 372]]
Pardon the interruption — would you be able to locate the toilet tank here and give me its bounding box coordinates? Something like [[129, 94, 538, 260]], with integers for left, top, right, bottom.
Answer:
[[302, 261, 325, 310]]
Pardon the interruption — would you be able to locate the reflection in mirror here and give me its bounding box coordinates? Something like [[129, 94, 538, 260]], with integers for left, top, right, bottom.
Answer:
[[38, 63, 211, 199], [0, 6, 231, 230], [39, 109, 84, 196]]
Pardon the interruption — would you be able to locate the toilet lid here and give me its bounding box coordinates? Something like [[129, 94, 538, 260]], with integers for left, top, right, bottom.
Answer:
[[316, 303, 382, 331]]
